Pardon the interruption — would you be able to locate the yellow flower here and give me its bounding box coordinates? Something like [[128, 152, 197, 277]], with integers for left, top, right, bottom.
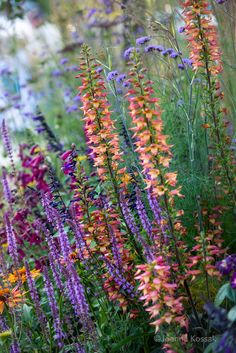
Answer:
[[0, 286, 25, 313], [6, 267, 40, 285]]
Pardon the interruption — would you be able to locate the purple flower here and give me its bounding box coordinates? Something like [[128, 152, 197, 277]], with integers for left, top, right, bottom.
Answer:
[[123, 47, 139, 60], [1, 119, 15, 175], [170, 51, 179, 59], [60, 57, 69, 65], [51, 69, 62, 77], [144, 45, 164, 53], [217, 255, 236, 275], [136, 188, 153, 240], [122, 81, 130, 88], [116, 74, 126, 84], [96, 67, 103, 74], [230, 272, 236, 289], [204, 302, 229, 331], [0, 315, 8, 331], [44, 267, 64, 348], [10, 340, 21, 353], [216, 0, 227, 3], [178, 26, 185, 33], [4, 213, 18, 266], [136, 36, 151, 45], [73, 95, 81, 102], [182, 58, 193, 67], [2, 167, 13, 210], [107, 70, 119, 81], [25, 261, 47, 330], [178, 64, 185, 70], [66, 104, 78, 113], [120, 193, 154, 262]]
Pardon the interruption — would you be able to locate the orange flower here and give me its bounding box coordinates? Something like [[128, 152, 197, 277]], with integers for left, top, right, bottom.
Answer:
[[6, 266, 40, 285], [0, 286, 25, 313]]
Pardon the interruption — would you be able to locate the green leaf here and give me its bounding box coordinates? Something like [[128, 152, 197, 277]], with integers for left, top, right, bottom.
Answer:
[[226, 287, 236, 303], [22, 304, 33, 323], [228, 305, 236, 322], [203, 337, 220, 353], [214, 283, 230, 306]]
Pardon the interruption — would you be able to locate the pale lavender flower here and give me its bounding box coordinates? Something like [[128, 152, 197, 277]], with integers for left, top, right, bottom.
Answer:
[[0, 315, 8, 331], [60, 57, 69, 65], [107, 70, 119, 81], [123, 47, 139, 60]]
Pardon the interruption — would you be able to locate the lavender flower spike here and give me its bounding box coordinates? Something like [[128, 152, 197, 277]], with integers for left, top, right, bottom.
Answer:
[[10, 340, 21, 353], [4, 213, 18, 266], [25, 261, 47, 331], [1, 119, 15, 175], [2, 167, 13, 210], [43, 267, 64, 348], [136, 188, 153, 240]]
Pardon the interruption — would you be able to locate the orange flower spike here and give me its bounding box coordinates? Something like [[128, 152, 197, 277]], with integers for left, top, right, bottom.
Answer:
[[77, 46, 128, 186]]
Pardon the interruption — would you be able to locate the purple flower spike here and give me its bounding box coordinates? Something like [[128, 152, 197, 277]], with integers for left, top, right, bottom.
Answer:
[[136, 36, 150, 45], [116, 74, 126, 84], [25, 261, 46, 330], [1, 119, 15, 175], [10, 340, 21, 353], [44, 268, 64, 348], [136, 188, 153, 241], [4, 213, 18, 266], [2, 167, 13, 210]]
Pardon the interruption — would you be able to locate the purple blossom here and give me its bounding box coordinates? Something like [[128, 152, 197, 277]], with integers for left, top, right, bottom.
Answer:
[[182, 58, 193, 67], [2, 167, 13, 210], [216, 0, 227, 3], [102, 256, 136, 297], [107, 70, 119, 81], [60, 57, 69, 65], [178, 26, 185, 33], [230, 272, 236, 289], [116, 74, 126, 84], [123, 47, 139, 60], [25, 261, 46, 330], [96, 67, 103, 74], [147, 188, 169, 242], [136, 36, 151, 45], [136, 188, 153, 240], [120, 193, 154, 262], [51, 69, 62, 77], [169, 51, 179, 59], [144, 45, 164, 53], [73, 95, 81, 102], [122, 81, 130, 88], [66, 104, 78, 113], [4, 213, 18, 266], [10, 340, 21, 353], [0, 315, 8, 331], [44, 267, 64, 348], [1, 119, 15, 175], [178, 64, 185, 70]]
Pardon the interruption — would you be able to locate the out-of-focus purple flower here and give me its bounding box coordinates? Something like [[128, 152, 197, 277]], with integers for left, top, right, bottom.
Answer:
[[136, 36, 151, 45], [96, 67, 103, 74], [44, 267, 64, 348], [10, 340, 21, 353], [25, 261, 46, 330], [204, 302, 229, 331], [182, 58, 193, 67], [51, 69, 62, 77], [87, 8, 97, 18], [170, 51, 179, 59], [116, 74, 126, 84], [122, 81, 130, 88], [216, 0, 227, 3], [230, 272, 236, 289], [60, 57, 69, 65], [123, 47, 139, 60], [107, 70, 119, 81], [178, 64, 185, 70], [144, 45, 164, 53], [74, 343, 86, 353], [66, 104, 78, 113], [178, 26, 185, 33], [0, 67, 11, 76], [73, 95, 81, 102], [0, 315, 8, 331]]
